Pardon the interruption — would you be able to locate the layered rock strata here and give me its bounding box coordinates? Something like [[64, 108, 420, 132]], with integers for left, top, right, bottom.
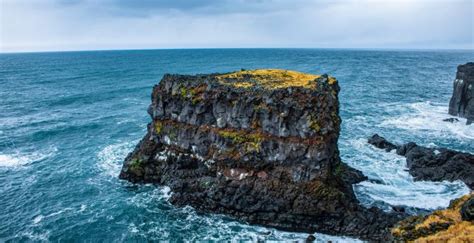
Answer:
[[368, 134, 474, 189], [449, 62, 474, 125], [120, 69, 402, 240]]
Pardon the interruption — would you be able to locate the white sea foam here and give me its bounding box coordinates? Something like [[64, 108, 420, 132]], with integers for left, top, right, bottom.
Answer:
[[0, 154, 29, 167], [97, 141, 137, 177], [19, 231, 50, 241], [381, 101, 474, 140], [31, 207, 76, 226], [127, 186, 173, 211], [343, 138, 470, 210], [125, 186, 360, 242], [0, 147, 57, 168], [32, 215, 43, 225], [79, 204, 87, 212]]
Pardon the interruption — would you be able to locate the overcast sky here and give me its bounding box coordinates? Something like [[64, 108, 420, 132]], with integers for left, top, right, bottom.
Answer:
[[1, 0, 473, 52]]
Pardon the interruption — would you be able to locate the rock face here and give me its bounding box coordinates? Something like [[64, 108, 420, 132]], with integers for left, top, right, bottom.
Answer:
[[449, 62, 474, 125], [392, 193, 474, 242], [368, 134, 474, 189], [119, 69, 403, 240]]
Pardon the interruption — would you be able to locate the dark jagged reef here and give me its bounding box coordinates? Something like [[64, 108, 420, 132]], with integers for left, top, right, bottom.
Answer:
[[119, 69, 403, 240], [368, 134, 474, 189], [449, 62, 474, 125]]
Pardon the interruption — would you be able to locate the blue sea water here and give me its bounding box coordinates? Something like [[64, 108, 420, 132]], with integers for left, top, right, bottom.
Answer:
[[0, 49, 473, 242]]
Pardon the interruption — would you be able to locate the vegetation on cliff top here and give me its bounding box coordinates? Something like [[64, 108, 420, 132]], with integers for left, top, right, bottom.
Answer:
[[391, 193, 473, 242], [217, 69, 335, 89]]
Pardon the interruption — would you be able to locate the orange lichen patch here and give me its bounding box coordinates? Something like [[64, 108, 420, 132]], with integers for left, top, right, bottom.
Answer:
[[217, 69, 321, 89], [415, 221, 474, 243], [392, 193, 473, 242]]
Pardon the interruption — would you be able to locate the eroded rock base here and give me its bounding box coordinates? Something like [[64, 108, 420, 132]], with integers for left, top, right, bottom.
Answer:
[[120, 130, 402, 241]]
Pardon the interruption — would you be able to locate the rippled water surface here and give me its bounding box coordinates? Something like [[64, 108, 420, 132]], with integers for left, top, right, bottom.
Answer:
[[1, 49, 473, 241]]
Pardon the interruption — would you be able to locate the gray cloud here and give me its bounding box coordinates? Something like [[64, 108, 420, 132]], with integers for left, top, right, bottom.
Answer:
[[1, 0, 472, 52]]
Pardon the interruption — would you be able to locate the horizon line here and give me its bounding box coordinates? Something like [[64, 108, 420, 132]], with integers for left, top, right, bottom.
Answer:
[[1, 46, 473, 55]]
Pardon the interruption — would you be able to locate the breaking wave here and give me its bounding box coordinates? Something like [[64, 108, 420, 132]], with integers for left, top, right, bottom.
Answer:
[[343, 138, 470, 210], [381, 101, 474, 141], [96, 141, 137, 177], [0, 147, 57, 168]]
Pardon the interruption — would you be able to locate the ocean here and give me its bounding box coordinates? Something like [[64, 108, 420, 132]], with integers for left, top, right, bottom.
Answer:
[[0, 49, 473, 241]]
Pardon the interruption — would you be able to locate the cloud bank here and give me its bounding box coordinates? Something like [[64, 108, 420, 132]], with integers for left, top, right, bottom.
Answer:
[[1, 0, 472, 52]]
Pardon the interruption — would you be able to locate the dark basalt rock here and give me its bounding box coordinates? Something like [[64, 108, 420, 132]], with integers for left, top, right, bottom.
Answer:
[[448, 62, 474, 125], [442, 117, 459, 123], [367, 134, 397, 152], [368, 134, 474, 189], [306, 234, 316, 242], [461, 197, 474, 221], [120, 70, 404, 241], [391, 206, 406, 214]]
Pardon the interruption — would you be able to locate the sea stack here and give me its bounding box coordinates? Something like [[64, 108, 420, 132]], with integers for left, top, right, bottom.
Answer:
[[119, 69, 401, 240], [448, 62, 474, 124]]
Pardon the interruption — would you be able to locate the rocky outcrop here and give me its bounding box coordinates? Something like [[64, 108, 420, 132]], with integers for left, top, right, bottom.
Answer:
[[392, 193, 474, 242], [368, 134, 474, 189], [449, 62, 474, 125], [119, 69, 403, 240]]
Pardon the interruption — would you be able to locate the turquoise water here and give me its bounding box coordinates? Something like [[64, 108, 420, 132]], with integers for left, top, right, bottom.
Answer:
[[0, 49, 473, 241]]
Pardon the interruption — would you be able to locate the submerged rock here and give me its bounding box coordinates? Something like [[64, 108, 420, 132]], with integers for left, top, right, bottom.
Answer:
[[120, 69, 403, 240], [448, 62, 474, 125], [368, 134, 474, 189], [392, 193, 474, 242], [442, 117, 459, 123], [306, 234, 316, 242], [367, 134, 397, 152]]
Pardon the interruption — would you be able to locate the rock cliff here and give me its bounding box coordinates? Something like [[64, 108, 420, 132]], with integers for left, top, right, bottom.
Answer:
[[119, 69, 402, 240], [449, 62, 474, 125], [368, 134, 474, 189]]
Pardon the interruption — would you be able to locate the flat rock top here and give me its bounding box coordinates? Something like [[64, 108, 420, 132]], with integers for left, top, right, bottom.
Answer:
[[215, 69, 334, 90]]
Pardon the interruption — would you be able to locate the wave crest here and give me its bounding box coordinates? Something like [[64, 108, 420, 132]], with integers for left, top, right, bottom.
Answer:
[[381, 101, 474, 140], [97, 141, 136, 177], [0, 147, 57, 168]]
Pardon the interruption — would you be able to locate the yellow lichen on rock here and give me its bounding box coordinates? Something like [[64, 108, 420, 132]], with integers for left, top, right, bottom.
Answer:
[[217, 69, 321, 89], [217, 129, 263, 153], [391, 193, 474, 242], [415, 221, 474, 243], [154, 120, 163, 134], [232, 81, 254, 88]]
